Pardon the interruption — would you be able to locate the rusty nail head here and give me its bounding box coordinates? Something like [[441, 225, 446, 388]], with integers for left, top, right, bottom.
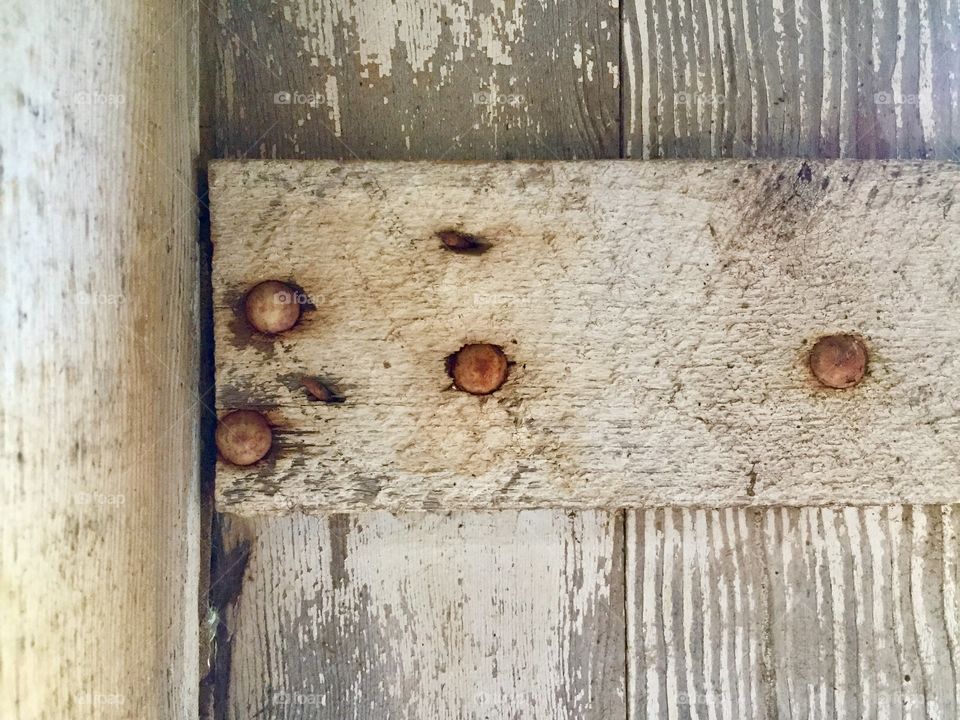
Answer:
[[244, 280, 302, 334], [448, 343, 509, 395], [437, 229, 486, 252], [216, 410, 273, 466], [301, 376, 344, 403], [809, 334, 868, 389]]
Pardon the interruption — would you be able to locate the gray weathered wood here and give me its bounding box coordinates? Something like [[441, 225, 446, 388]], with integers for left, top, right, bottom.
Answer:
[[628, 505, 960, 719], [208, 2, 625, 718], [2, 1, 200, 718], [212, 0, 620, 159], [221, 511, 625, 719], [208, 1, 960, 718], [623, 0, 960, 159], [211, 158, 960, 513]]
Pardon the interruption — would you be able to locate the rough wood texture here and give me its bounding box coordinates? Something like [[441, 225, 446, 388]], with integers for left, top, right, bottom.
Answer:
[[2, 1, 200, 719], [212, 0, 620, 160], [221, 511, 625, 719], [212, 159, 960, 512], [628, 505, 960, 719], [207, 1, 960, 717], [208, 2, 626, 718], [623, 0, 960, 159]]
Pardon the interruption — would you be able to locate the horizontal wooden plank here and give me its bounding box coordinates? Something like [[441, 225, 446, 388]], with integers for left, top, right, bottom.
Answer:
[[211, 159, 960, 513]]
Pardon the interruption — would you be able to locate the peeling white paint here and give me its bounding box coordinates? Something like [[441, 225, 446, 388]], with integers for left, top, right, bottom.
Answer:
[[324, 75, 341, 136], [293, 0, 527, 78]]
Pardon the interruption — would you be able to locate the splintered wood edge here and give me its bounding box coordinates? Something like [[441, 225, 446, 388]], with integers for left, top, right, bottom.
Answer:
[[211, 159, 960, 513]]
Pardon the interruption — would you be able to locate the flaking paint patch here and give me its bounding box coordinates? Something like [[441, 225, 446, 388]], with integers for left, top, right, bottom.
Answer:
[[293, 0, 527, 78], [572, 43, 595, 82], [323, 75, 341, 136], [622, 0, 955, 158], [629, 506, 960, 719]]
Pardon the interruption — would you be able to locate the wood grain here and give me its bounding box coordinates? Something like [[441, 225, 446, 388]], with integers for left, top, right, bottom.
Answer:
[[628, 505, 960, 719], [623, 0, 960, 159], [221, 511, 625, 719], [1, 1, 200, 718], [211, 159, 960, 512], [211, 0, 620, 160], [206, 1, 960, 718], [208, 2, 626, 718]]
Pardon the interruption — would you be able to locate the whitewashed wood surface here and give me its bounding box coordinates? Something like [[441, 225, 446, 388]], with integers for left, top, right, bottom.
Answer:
[[212, 159, 960, 512], [212, 0, 960, 162], [206, 0, 960, 717], [629, 505, 960, 719], [220, 511, 626, 719], [2, 1, 200, 719], [218, 505, 960, 719], [623, 0, 960, 159]]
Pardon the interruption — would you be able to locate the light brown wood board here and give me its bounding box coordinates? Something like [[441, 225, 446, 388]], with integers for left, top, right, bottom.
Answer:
[[211, 158, 960, 513]]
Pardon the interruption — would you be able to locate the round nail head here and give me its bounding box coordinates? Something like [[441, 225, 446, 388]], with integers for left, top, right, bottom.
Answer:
[[809, 334, 868, 389], [451, 344, 509, 395], [244, 280, 302, 334], [216, 410, 272, 466]]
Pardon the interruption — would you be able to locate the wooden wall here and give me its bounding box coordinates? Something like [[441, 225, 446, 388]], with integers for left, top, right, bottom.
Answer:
[[2, 1, 200, 719], [204, 1, 960, 718], [624, 0, 960, 158]]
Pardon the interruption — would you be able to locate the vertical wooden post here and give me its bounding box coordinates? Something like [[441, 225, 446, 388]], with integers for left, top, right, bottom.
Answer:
[[1, 2, 200, 718]]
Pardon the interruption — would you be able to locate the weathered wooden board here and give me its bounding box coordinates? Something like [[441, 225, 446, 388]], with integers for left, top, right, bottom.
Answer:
[[628, 505, 960, 720], [211, 0, 620, 160], [207, 3, 626, 719], [2, 1, 200, 718], [207, 1, 960, 719], [212, 159, 960, 512], [623, 0, 960, 159], [220, 511, 625, 719]]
